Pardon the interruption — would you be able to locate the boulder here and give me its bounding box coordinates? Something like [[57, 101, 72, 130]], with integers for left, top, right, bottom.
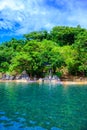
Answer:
[[2, 74, 10, 80], [15, 71, 30, 80], [2, 74, 6, 80], [21, 70, 29, 80], [15, 75, 21, 80], [9, 76, 15, 80], [52, 75, 60, 81]]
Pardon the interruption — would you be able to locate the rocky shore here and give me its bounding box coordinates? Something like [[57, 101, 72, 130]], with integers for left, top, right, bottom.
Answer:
[[0, 79, 87, 85], [0, 71, 87, 85]]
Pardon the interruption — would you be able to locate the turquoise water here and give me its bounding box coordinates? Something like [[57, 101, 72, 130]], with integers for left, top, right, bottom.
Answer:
[[0, 82, 87, 130]]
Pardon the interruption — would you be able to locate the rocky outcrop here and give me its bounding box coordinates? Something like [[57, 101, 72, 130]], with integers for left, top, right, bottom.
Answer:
[[2, 74, 10, 80], [21, 70, 30, 80], [15, 71, 30, 80], [38, 75, 62, 84], [1, 70, 30, 80], [44, 75, 60, 81], [1, 71, 61, 84], [2, 74, 15, 80]]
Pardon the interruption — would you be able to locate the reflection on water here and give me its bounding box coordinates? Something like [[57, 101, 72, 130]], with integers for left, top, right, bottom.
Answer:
[[0, 82, 87, 130]]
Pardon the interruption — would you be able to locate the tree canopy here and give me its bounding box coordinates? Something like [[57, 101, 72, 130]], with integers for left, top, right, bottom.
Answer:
[[0, 25, 87, 78]]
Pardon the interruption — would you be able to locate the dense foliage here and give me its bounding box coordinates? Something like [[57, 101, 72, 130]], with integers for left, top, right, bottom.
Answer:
[[0, 26, 87, 78]]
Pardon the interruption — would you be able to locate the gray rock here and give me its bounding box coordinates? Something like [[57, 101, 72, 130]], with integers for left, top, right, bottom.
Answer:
[[2, 74, 6, 80], [21, 71, 29, 80], [2, 74, 10, 80], [15, 71, 30, 80], [52, 75, 60, 81], [9, 76, 15, 80], [15, 75, 21, 80]]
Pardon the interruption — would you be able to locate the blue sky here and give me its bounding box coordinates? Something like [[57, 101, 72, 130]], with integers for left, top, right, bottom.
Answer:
[[0, 0, 87, 43]]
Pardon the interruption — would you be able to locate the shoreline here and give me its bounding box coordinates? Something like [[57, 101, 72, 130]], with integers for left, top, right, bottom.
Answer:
[[0, 79, 87, 85], [62, 81, 87, 85]]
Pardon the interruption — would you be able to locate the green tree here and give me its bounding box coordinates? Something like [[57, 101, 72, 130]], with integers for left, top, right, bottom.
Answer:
[[24, 30, 48, 41], [59, 45, 78, 75], [40, 40, 64, 74], [74, 31, 87, 76], [50, 26, 86, 46]]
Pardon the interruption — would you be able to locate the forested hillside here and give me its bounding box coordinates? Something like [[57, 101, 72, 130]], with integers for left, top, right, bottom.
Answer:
[[0, 26, 87, 78]]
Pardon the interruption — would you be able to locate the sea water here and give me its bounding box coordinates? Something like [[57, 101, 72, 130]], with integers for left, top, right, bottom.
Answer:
[[0, 82, 87, 130]]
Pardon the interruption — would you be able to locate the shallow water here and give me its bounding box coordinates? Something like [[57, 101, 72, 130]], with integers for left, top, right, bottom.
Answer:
[[0, 82, 87, 130]]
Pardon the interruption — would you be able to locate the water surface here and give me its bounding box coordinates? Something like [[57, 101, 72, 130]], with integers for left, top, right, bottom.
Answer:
[[0, 82, 87, 130]]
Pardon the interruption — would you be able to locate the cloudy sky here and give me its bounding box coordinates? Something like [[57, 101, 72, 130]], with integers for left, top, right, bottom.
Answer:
[[0, 0, 87, 42]]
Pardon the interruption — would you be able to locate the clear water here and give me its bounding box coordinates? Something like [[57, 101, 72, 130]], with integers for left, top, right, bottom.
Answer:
[[0, 82, 87, 130]]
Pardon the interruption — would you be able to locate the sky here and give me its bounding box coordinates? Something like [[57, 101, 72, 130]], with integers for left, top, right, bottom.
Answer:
[[0, 0, 87, 43]]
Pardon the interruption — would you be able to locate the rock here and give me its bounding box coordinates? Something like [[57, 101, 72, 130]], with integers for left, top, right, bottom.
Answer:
[[38, 78, 43, 82], [2, 74, 5, 80], [2, 74, 15, 80], [2, 74, 10, 80], [6, 75, 10, 80], [33, 77, 36, 81], [1, 71, 29, 81], [44, 75, 49, 80], [9, 76, 15, 80], [49, 75, 52, 80], [15, 71, 30, 80], [21, 70, 29, 80], [52, 75, 60, 81], [15, 75, 21, 80], [43, 75, 62, 84]]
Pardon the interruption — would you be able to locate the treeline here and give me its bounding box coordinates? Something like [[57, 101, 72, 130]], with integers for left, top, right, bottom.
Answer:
[[0, 25, 87, 78]]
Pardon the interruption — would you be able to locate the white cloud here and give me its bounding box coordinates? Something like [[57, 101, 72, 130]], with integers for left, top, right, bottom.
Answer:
[[0, 0, 87, 37], [0, 0, 24, 10]]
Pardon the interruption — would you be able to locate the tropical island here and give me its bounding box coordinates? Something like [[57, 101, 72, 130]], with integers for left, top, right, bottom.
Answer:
[[0, 25, 87, 84]]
